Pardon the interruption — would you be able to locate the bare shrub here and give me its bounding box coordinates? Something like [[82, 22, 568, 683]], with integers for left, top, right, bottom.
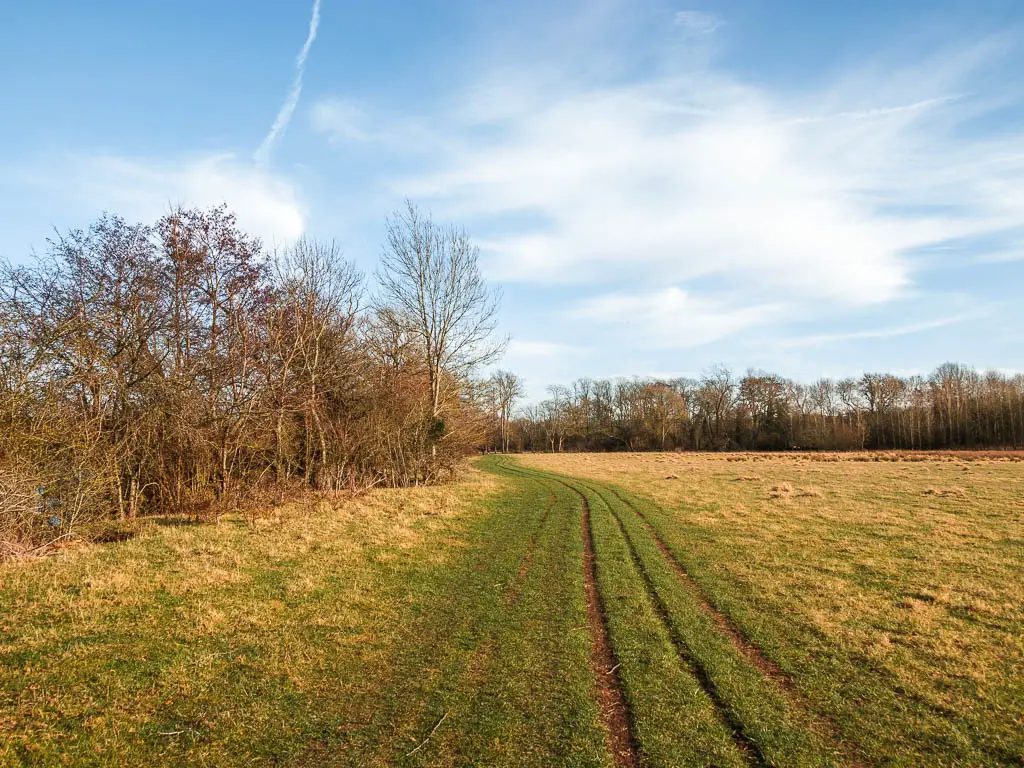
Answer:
[[0, 464, 40, 558], [0, 204, 505, 543], [0, 459, 109, 559]]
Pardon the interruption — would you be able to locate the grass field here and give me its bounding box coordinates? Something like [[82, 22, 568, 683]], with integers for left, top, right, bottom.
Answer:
[[518, 451, 1024, 767], [1, 453, 1021, 766]]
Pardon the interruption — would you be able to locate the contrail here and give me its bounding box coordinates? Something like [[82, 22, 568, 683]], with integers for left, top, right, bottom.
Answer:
[[255, 0, 322, 163]]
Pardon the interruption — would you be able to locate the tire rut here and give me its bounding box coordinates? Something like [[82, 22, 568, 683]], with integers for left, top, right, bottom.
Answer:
[[506, 484, 556, 605], [602, 484, 869, 768], [572, 481, 642, 768], [491, 459, 556, 605], [497, 461, 641, 767], [606, 486, 794, 690], [588, 482, 767, 767]]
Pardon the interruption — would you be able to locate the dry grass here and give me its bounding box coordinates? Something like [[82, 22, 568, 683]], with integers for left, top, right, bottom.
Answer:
[[517, 451, 1024, 766], [0, 466, 509, 765]]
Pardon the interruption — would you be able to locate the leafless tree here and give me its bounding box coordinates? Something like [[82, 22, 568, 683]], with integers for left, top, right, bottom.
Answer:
[[512, 364, 1023, 454], [376, 201, 506, 450], [271, 239, 363, 489], [489, 370, 525, 452], [1, 203, 509, 556]]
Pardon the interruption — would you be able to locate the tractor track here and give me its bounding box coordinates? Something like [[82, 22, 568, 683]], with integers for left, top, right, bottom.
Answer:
[[604, 485, 795, 690], [581, 480, 767, 767], [511, 461, 870, 768], [499, 464, 557, 605], [602, 484, 869, 768], [497, 459, 641, 767], [493, 462, 872, 768], [575, 483, 643, 768]]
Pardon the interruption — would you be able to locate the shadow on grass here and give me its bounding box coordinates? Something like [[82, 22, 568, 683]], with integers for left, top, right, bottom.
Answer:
[[151, 516, 204, 528]]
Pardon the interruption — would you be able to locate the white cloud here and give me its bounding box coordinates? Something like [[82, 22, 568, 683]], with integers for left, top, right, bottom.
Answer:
[[401, 79, 917, 304], [571, 287, 786, 349], [776, 313, 974, 348], [308, 16, 1024, 371], [388, 38, 1024, 319], [673, 11, 723, 34], [59, 153, 305, 246]]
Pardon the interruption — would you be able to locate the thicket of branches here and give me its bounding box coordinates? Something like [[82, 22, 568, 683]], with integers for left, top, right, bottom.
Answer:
[[512, 365, 1024, 453], [1, 203, 500, 555]]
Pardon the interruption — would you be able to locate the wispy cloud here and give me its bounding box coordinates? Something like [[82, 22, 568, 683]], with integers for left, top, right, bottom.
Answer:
[[673, 10, 723, 34], [255, 0, 322, 164], [311, 8, 1024, 375], [571, 287, 787, 349], [383, 35, 1023, 317], [788, 96, 962, 125], [399, 75, 923, 303], [777, 313, 975, 348]]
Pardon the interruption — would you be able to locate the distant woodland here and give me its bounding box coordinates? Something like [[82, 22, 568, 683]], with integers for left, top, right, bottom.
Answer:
[[510, 366, 1024, 453]]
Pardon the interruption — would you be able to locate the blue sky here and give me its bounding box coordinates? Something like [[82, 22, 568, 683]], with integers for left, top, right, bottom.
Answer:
[[2, 0, 1023, 399]]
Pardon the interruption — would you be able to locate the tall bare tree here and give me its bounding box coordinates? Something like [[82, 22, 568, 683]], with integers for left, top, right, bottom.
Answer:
[[376, 201, 506, 445], [489, 370, 525, 452], [269, 239, 363, 488]]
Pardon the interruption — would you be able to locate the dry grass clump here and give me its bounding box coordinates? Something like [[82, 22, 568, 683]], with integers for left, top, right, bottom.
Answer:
[[795, 487, 824, 498], [767, 482, 793, 499], [734, 475, 761, 482], [922, 487, 967, 498]]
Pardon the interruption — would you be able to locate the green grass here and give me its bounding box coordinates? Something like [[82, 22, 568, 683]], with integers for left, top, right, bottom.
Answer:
[[0, 469, 608, 767], [3, 453, 1020, 767]]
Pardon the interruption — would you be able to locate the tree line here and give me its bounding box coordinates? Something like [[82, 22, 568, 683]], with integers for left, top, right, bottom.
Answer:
[[4, 198, 1019, 553], [508, 364, 1024, 453], [1, 202, 502, 554]]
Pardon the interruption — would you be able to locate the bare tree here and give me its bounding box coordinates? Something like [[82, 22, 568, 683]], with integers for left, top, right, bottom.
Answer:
[[489, 370, 525, 452], [376, 201, 506, 443], [270, 239, 363, 488]]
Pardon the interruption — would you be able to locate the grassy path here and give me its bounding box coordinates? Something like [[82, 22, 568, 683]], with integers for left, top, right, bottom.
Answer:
[[493, 458, 854, 768]]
